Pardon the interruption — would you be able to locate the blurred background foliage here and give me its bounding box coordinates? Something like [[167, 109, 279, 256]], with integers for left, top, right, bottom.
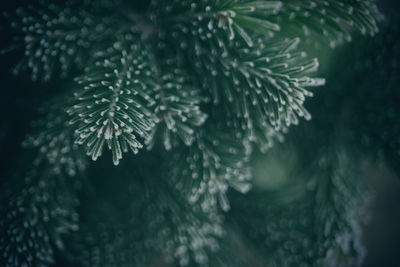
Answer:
[[237, 1, 400, 265]]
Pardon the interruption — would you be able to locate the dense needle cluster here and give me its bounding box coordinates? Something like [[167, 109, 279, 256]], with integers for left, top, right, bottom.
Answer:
[[0, 0, 383, 266], [68, 36, 157, 165]]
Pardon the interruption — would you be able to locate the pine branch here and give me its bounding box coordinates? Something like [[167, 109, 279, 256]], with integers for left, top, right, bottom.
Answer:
[[211, 37, 324, 138], [150, 0, 283, 44], [146, 184, 223, 267], [275, 0, 381, 47], [168, 122, 251, 212], [312, 148, 369, 267], [69, 153, 224, 267], [0, 100, 87, 267], [1, 1, 117, 81], [146, 64, 208, 150], [187, 34, 324, 149], [68, 34, 158, 165], [151, 1, 324, 149]]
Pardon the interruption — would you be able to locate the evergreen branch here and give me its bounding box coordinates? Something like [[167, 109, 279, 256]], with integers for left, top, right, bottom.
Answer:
[[191, 35, 324, 149], [68, 34, 157, 165], [75, 205, 223, 267], [168, 122, 251, 212], [157, 3, 325, 149], [1, 1, 117, 81], [275, 0, 381, 47], [69, 153, 224, 267], [312, 148, 369, 266], [0, 100, 87, 267], [146, 66, 208, 150], [1, 171, 75, 267], [147, 183, 223, 266], [150, 0, 282, 46]]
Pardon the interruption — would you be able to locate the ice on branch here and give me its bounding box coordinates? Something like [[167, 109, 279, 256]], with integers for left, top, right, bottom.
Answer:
[[1, 2, 116, 81], [68, 35, 157, 165]]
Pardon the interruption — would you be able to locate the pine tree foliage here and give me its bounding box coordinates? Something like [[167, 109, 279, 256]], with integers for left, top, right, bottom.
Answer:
[[147, 66, 208, 150], [1, 0, 380, 165], [152, 1, 325, 149], [203, 35, 323, 128], [168, 122, 251, 212], [1, 1, 116, 81], [204, 37, 323, 150], [275, 0, 381, 46], [0, 100, 87, 267], [69, 153, 223, 267], [312, 150, 368, 267], [0, 0, 385, 266], [149, 0, 283, 42], [67, 34, 157, 165]]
